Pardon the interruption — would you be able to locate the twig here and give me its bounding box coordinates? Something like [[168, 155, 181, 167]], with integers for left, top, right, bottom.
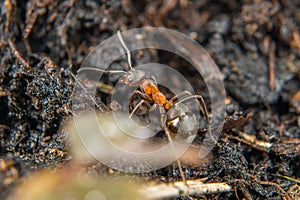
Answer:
[[0, 124, 10, 130], [8, 38, 30, 69], [239, 131, 272, 148], [4, 0, 15, 31], [268, 40, 276, 90], [139, 179, 232, 199], [0, 90, 10, 97], [24, 0, 51, 39], [225, 131, 272, 152], [154, 0, 178, 26]]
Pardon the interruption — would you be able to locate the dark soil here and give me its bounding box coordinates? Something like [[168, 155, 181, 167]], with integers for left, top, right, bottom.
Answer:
[[0, 0, 299, 199]]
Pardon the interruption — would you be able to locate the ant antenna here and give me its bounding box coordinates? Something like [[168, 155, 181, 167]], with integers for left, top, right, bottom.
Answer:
[[77, 30, 133, 74], [117, 30, 134, 70], [77, 31, 133, 74], [70, 71, 105, 113], [77, 67, 127, 74]]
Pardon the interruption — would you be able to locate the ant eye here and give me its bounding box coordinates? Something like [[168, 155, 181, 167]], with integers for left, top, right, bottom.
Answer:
[[128, 76, 134, 82]]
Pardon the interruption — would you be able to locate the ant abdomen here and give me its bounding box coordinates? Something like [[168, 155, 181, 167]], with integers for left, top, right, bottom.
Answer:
[[165, 103, 198, 143]]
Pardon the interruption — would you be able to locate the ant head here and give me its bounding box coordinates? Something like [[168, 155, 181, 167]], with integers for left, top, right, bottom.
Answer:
[[121, 69, 146, 86]]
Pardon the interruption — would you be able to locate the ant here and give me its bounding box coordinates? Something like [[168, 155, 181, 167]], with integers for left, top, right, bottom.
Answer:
[[77, 31, 212, 183]]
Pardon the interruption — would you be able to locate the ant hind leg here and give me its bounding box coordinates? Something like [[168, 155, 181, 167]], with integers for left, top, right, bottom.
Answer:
[[175, 94, 217, 144], [169, 90, 193, 104], [159, 107, 186, 183], [175, 94, 209, 122]]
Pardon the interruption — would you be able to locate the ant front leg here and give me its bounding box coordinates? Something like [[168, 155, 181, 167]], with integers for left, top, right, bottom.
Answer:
[[129, 90, 152, 117]]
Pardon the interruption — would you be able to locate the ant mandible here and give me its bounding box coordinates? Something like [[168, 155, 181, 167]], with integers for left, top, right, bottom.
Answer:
[[77, 31, 211, 182]]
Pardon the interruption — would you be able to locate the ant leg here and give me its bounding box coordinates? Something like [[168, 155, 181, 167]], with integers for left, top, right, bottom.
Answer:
[[175, 94, 209, 122], [169, 91, 193, 103], [129, 90, 151, 115], [175, 94, 217, 144], [129, 99, 152, 118], [70, 72, 107, 113], [159, 107, 186, 184]]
